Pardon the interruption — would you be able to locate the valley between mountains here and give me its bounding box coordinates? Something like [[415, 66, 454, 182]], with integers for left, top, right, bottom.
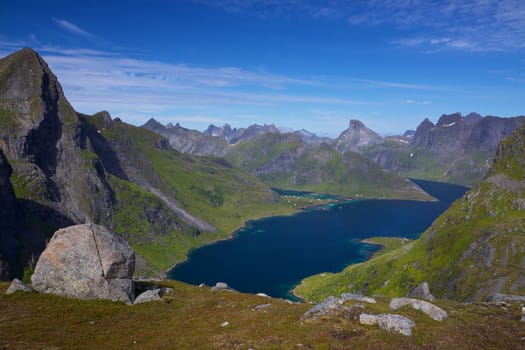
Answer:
[[1, 48, 525, 349]]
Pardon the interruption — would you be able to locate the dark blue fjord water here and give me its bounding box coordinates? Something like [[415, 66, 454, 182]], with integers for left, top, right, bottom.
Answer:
[[169, 179, 468, 300]]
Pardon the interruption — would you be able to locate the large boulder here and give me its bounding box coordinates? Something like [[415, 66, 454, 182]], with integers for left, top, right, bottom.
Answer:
[[359, 313, 415, 336], [31, 224, 135, 303]]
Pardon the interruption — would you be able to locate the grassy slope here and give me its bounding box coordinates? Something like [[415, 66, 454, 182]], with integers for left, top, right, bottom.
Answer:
[[296, 125, 525, 302], [82, 116, 317, 273], [226, 134, 431, 200], [1, 281, 523, 350]]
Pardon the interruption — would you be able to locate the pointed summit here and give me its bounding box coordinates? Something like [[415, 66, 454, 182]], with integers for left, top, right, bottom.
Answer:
[[334, 119, 383, 153]]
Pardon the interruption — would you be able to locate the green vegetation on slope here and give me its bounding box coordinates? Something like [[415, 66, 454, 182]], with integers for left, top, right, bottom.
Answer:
[[82, 115, 317, 273], [226, 133, 431, 200], [296, 125, 525, 302]]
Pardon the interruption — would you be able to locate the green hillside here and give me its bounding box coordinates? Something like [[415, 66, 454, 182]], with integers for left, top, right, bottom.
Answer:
[[225, 133, 431, 200]]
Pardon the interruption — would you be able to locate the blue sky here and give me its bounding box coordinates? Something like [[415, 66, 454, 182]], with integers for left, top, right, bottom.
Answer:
[[1, 0, 524, 136]]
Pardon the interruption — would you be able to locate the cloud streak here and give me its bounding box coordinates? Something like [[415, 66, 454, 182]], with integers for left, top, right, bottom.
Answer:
[[53, 17, 94, 38], [194, 0, 525, 52]]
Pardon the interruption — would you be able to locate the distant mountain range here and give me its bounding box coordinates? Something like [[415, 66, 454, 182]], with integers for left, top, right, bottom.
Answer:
[[144, 112, 524, 187], [143, 119, 430, 199]]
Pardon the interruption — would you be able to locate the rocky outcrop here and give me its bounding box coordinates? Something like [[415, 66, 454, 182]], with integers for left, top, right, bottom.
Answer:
[[359, 313, 415, 336], [390, 298, 448, 321], [204, 123, 280, 144], [408, 282, 436, 301], [334, 119, 383, 154], [0, 149, 18, 280], [341, 293, 376, 304], [132, 287, 173, 304], [31, 224, 135, 303]]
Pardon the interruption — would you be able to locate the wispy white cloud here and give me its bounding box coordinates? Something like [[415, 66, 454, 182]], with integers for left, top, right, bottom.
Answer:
[[53, 17, 94, 38], [194, 0, 525, 52]]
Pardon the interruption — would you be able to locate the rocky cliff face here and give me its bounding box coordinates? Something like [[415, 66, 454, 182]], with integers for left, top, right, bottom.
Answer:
[[362, 113, 525, 186], [0, 48, 114, 226], [0, 149, 18, 279], [334, 119, 383, 154]]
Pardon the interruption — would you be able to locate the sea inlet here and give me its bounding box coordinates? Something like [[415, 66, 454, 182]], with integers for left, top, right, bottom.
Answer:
[[169, 179, 468, 300]]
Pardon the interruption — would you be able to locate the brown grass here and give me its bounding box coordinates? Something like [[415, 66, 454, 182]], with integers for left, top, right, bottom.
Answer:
[[1, 281, 524, 349]]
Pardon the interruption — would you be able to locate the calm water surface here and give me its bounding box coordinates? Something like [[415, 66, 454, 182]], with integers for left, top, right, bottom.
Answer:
[[169, 179, 468, 299]]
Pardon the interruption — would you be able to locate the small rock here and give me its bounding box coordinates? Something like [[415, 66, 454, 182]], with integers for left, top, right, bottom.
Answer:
[[390, 298, 447, 321], [6, 278, 34, 294], [220, 321, 229, 327], [360, 313, 415, 336], [341, 292, 376, 304], [252, 303, 271, 311], [408, 282, 436, 301], [256, 292, 271, 298], [211, 282, 235, 292], [198, 283, 206, 288], [133, 289, 163, 304]]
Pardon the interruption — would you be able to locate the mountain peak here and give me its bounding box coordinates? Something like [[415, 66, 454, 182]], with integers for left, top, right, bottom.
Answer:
[[334, 119, 382, 153]]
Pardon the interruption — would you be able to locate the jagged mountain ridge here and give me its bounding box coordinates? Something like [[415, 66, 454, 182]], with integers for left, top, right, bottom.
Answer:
[[0, 48, 289, 278], [144, 119, 430, 199], [203, 123, 280, 144], [297, 123, 525, 302], [362, 112, 525, 185]]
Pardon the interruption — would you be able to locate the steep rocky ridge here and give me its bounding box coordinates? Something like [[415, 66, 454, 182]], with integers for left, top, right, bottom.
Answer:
[[297, 124, 525, 302], [203, 123, 280, 144], [0, 149, 18, 279], [362, 113, 525, 186]]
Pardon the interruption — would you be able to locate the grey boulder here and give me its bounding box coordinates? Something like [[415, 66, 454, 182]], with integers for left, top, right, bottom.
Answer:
[[360, 313, 415, 336], [31, 224, 135, 304], [390, 297, 448, 321]]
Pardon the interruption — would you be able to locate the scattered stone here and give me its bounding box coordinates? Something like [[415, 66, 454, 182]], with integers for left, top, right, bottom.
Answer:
[[198, 283, 206, 288], [300, 296, 343, 321], [341, 292, 376, 304], [390, 298, 448, 321], [220, 321, 229, 327], [359, 313, 415, 336], [133, 289, 162, 304], [6, 278, 34, 294], [252, 303, 271, 311], [487, 293, 525, 303], [521, 306, 525, 322], [408, 282, 436, 301], [211, 282, 235, 292], [256, 292, 271, 298], [31, 224, 135, 304]]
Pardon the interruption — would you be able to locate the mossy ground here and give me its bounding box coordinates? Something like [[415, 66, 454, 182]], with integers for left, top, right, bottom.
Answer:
[[1, 281, 523, 349]]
